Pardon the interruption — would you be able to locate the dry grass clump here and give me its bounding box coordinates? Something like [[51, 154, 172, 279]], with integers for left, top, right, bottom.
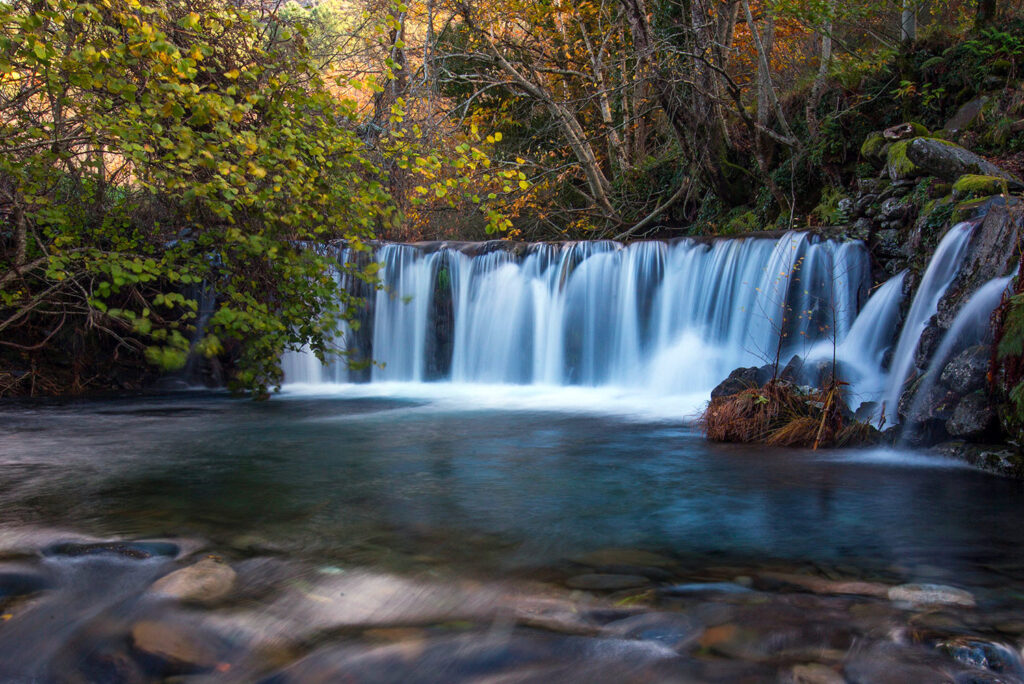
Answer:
[[699, 380, 877, 449]]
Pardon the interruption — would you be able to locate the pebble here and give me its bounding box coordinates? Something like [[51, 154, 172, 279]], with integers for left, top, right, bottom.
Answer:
[[148, 557, 237, 604]]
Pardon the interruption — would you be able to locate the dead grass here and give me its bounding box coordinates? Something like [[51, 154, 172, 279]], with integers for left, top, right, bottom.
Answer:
[[699, 380, 878, 449]]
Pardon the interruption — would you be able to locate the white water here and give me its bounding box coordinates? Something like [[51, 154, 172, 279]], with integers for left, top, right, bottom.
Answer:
[[901, 274, 1012, 436], [878, 223, 974, 424], [284, 233, 871, 418], [806, 271, 907, 411]]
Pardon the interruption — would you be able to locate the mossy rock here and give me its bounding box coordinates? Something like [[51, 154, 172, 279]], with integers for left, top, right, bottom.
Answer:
[[861, 134, 887, 161], [953, 174, 1008, 201], [953, 197, 995, 223], [886, 140, 921, 181]]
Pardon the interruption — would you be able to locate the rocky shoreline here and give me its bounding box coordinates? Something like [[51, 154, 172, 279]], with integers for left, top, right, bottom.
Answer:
[[4, 529, 1024, 682]]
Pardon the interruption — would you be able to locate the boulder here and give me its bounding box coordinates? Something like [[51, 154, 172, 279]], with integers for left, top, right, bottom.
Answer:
[[944, 96, 989, 134], [879, 197, 912, 223], [886, 141, 922, 181], [905, 138, 1023, 186], [946, 391, 997, 440], [940, 345, 990, 395], [952, 174, 1012, 201], [711, 367, 760, 399], [148, 557, 237, 604]]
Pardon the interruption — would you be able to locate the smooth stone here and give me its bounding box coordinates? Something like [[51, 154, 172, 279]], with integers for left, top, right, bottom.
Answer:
[[509, 596, 603, 636], [148, 557, 237, 604], [938, 637, 1024, 677], [756, 571, 889, 598], [130, 620, 220, 670], [792, 663, 845, 684], [905, 138, 1023, 185], [565, 574, 650, 591], [888, 583, 976, 607], [570, 548, 677, 569]]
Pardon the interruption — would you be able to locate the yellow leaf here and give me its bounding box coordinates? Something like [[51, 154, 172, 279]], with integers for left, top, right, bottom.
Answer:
[[225, 69, 240, 80]]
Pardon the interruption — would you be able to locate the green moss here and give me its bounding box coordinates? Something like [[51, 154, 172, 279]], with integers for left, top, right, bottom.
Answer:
[[953, 174, 1007, 199], [907, 122, 930, 137], [953, 197, 993, 223], [721, 209, 760, 235], [886, 140, 920, 180], [860, 133, 887, 159]]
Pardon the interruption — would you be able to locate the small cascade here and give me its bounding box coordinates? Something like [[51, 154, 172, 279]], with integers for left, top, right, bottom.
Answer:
[[284, 232, 872, 407], [879, 223, 975, 423], [805, 271, 906, 409], [901, 275, 1013, 439]]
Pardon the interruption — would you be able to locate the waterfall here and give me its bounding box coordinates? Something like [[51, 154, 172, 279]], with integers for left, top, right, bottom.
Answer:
[[901, 275, 1013, 439], [804, 271, 907, 411], [284, 232, 872, 411], [879, 223, 974, 424]]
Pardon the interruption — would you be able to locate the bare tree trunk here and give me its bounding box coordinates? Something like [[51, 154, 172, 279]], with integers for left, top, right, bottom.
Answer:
[[805, 0, 835, 141], [740, 0, 797, 147], [901, 0, 916, 45]]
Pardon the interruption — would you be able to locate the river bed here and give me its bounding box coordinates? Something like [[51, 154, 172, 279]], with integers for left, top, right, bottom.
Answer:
[[2, 390, 1024, 682]]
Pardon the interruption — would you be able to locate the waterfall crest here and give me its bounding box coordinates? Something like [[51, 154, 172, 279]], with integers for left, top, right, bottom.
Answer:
[[285, 233, 871, 408]]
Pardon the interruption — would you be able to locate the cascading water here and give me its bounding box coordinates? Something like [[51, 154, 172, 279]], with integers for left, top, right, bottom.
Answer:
[[804, 270, 907, 411], [284, 232, 871, 416], [879, 223, 974, 424], [901, 274, 1013, 440]]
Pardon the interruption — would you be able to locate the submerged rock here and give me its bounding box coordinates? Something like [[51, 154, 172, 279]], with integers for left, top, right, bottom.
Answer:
[[887, 583, 976, 607], [602, 612, 702, 650], [0, 570, 50, 600], [130, 620, 222, 670], [148, 557, 237, 604]]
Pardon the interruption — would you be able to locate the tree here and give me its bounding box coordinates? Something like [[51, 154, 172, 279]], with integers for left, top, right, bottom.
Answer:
[[0, 0, 395, 395]]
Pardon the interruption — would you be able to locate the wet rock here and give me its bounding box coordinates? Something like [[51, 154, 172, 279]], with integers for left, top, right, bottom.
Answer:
[[941, 346, 990, 395], [947, 392, 998, 440], [130, 620, 221, 670], [879, 197, 912, 223], [850, 217, 874, 240], [148, 557, 237, 604], [933, 442, 1024, 476], [43, 540, 179, 560], [855, 401, 880, 423], [872, 229, 905, 259], [916, 321, 946, 370], [510, 597, 603, 636], [755, 571, 889, 598], [602, 612, 702, 650], [570, 548, 677, 569], [888, 583, 976, 607], [945, 97, 989, 134], [565, 574, 651, 591], [906, 138, 1023, 186], [711, 367, 760, 399], [585, 564, 674, 582], [791, 663, 845, 684], [939, 637, 1024, 677]]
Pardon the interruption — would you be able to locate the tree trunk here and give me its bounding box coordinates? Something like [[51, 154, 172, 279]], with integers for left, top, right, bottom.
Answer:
[[975, 0, 998, 30], [901, 0, 916, 45]]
